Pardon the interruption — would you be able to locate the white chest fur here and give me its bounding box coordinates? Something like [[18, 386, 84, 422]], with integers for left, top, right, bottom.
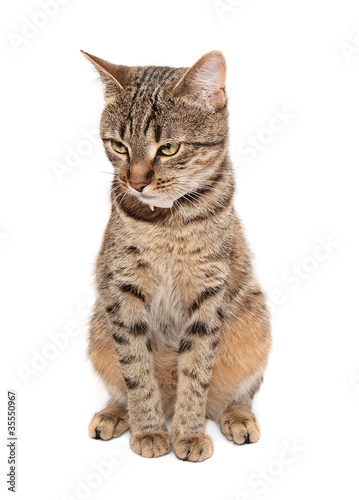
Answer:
[[147, 260, 187, 348]]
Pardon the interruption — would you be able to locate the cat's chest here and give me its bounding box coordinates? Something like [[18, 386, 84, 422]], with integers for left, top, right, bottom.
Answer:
[[148, 259, 187, 345], [114, 221, 222, 344]]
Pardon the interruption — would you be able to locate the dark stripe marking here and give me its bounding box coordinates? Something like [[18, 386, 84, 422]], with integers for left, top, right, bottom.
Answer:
[[106, 302, 121, 314], [157, 67, 178, 86], [177, 338, 193, 354], [191, 139, 225, 148], [127, 246, 140, 254], [129, 322, 148, 335], [112, 334, 129, 344], [119, 355, 136, 365], [144, 388, 154, 400], [186, 321, 211, 336], [143, 95, 159, 135], [199, 170, 224, 191], [119, 283, 145, 302], [119, 122, 125, 138], [189, 285, 224, 314], [123, 377, 140, 390], [212, 338, 220, 349], [217, 308, 224, 321], [182, 368, 198, 380], [112, 320, 125, 328], [155, 125, 162, 143], [119, 200, 168, 224]]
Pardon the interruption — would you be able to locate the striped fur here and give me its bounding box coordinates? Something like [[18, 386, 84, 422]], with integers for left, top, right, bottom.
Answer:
[[83, 50, 271, 461]]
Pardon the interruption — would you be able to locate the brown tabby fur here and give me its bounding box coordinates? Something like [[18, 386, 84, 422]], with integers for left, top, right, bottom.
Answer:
[[82, 49, 271, 462]]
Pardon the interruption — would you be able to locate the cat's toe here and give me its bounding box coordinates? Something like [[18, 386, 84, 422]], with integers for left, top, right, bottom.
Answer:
[[130, 431, 172, 458], [220, 406, 260, 444], [173, 434, 213, 462], [88, 405, 129, 440]]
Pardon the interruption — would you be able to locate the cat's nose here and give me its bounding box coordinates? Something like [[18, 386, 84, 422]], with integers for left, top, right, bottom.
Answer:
[[129, 181, 148, 193]]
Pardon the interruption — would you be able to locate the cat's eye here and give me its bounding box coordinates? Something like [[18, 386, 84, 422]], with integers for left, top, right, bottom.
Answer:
[[158, 143, 180, 156], [111, 140, 128, 154]]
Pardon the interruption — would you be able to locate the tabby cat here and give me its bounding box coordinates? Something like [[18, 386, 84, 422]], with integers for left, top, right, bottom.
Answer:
[[82, 49, 271, 462]]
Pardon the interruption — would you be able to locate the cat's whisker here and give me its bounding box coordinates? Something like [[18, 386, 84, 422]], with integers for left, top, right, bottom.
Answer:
[[183, 195, 210, 219], [176, 178, 225, 198], [113, 189, 127, 207], [160, 189, 182, 216], [179, 176, 228, 196], [110, 180, 128, 197], [174, 186, 218, 216], [174, 182, 229, 213], [110, 184, 120, 193], [191, 191, 228, 211], [162, 191, 174, 216], [171, 187, 211, 220], [185, 193, 217, 217], [121, 193, 128, 207], [173, 198, 187, 219], [98, 170, 114, 175], [110, 188, 119, 198]]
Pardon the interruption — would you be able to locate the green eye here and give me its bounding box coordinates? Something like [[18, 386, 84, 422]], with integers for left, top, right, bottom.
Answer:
[[111, 140, 128, 154], [159, 143, 180, 156]]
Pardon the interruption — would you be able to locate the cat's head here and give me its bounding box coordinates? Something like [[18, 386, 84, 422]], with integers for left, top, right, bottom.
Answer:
[[82, 50, 229, 212]]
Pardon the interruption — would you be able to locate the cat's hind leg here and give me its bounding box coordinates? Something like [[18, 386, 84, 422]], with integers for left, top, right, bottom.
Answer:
[[207, 304, 271, 446], [89, 404, 129, 440], [219, 399, 260, 445], [87, 311, 129, 440]]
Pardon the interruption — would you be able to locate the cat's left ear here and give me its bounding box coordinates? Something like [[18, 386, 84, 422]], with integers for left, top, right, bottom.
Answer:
[[173, 51, 227, 111], [81, 50, 128, 102]]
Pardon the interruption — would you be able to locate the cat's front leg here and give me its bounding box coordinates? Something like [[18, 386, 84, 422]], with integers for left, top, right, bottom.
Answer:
[[104, 295, 171, 458], [172, 310, 224, 462]]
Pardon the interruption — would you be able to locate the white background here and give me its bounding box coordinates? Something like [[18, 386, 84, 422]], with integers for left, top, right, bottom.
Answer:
[[1, 0, 359, 499]]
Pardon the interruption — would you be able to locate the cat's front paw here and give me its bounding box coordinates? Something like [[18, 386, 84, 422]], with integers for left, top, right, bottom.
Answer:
[[130, 431, 172, 458], [173, 434, 213, 462]]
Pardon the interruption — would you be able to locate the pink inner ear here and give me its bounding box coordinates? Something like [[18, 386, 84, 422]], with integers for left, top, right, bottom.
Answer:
[[203, 59, 226, 108], [210, 87, 226, 108], [174, 51, 227, 109], [191, 53, 226, 109], [208, 60, 226, 88]]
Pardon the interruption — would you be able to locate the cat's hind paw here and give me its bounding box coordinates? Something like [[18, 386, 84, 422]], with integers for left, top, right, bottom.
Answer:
[[173, 434, 213, 462], [219, 404, 260, 444], [88, 404, 129, 441]]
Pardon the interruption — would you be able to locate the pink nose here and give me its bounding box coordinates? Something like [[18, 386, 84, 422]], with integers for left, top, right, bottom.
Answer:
[[129, 181, 148, 192]]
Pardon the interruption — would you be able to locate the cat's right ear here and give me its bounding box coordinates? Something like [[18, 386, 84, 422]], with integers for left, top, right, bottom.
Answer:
[[81, 51, 128, 102]]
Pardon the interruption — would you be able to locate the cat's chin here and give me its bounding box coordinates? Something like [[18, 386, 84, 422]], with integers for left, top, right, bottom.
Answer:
[[136, 194, 175, 211], [145, 199, 174, 211]]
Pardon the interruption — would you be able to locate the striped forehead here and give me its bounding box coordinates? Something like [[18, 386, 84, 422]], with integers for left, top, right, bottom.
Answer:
[[122, 65, 184, 140]]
